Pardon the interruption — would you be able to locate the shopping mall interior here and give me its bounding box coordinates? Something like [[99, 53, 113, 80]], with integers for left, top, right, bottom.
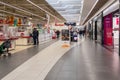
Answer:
[[0, 0, 120, 80]]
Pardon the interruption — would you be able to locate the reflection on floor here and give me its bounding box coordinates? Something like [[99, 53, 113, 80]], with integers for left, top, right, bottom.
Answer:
[[1, 40, 74, 80], [0, 40, 57, 79], [45, 39, 120, 80], [1, 38, 120, 80], [10, 45, 32, 54], [11, 39, 53, 54]]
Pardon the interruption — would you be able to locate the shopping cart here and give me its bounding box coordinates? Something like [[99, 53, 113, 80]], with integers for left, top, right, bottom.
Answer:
[[0, 39, 11, 57]]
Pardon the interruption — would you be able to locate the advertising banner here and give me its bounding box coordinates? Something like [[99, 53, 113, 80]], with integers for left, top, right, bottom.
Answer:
[[61, 29, 70, 47], [61, 29, 69, 41], [103, 13, 113, 46]]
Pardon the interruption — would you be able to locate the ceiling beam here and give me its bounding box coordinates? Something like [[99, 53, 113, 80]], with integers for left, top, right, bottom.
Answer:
[[0, 1, 46, 20], [27, 0, 64, 22], [82, 0, 109, 25]]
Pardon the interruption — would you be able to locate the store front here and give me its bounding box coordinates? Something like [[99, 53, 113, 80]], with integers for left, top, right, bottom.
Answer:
[[92, 13, 103, 44], [113, 11, 119, 49], [90, 0, 119, 53], [103, 13, 113, 47], [87, 22, 92, 39], [103, 0, 119, 52]]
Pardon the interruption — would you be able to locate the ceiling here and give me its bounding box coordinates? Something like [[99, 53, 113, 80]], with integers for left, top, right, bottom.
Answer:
[[46, 0, 83, 23], [80, 0, 97, 25], [0, 0, 65, 24], [0, 0, 110, 25], [82, 0, 109, 25]]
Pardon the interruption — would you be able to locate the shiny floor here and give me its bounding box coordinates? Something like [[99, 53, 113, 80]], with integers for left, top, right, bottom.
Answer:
[[0, 39, 120, 80], [45, 39, 120, 80], [0, 40, 57, 79]]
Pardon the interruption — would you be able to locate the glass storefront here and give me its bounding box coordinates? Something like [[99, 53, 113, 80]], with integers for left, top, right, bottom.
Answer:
[[92, 13, 102, 44]]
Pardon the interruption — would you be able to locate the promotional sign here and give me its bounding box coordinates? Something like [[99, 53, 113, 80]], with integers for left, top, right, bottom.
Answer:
[[61, 29, 70, 41], [61, 29, 70, 47], [55, 23, 64, 26], [103, 13, 113, 46], [9, 16, 14, 25], [18, 18, 22, 26]]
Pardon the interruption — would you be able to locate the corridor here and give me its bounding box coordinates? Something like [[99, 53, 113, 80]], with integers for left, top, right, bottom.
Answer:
[[45, 39, 120, 80]]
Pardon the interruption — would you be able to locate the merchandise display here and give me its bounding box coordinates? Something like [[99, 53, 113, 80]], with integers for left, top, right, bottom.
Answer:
[[16, 25, 33, 45], [0, 25, 18, 50]]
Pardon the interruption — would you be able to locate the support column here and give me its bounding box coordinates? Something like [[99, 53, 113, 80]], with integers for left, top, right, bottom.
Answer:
[[95, 21, 97, 40], [91, 20, 94, 40], [101, 12, 104, 45]]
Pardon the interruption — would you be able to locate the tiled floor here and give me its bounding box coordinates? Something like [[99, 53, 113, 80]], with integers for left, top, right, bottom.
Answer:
[[45, 39, 120, 80], [1, 38, 120, 80], [10, 45, 32, 54], [0, 40, 57, 79], [11, 39, 53, 54], [1, 39, 77, 80]]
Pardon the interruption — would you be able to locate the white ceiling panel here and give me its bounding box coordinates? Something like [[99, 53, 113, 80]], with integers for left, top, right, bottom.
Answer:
[[46, 0, 83, 22]]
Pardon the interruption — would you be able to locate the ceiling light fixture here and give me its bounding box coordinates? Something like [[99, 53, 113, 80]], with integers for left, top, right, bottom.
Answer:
[[0, 1, 46, 20], [27, 0, 62, 21]]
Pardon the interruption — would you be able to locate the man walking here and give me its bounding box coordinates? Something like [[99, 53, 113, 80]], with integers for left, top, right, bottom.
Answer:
[[32, 28, 39, 45]]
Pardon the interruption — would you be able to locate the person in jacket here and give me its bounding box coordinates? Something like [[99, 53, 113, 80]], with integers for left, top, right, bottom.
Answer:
[[56, 30, 60, 39], [32, 28, 39, 45]]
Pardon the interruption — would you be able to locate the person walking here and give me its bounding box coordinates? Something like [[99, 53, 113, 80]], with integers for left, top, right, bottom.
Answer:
[[82, 29, 85, 37], [32, 28, 39, 45], [56, 30, 60, 39], [79, 30, 83, 38]]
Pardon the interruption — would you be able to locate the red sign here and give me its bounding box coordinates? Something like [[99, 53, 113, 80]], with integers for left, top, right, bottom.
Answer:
[[103, 13, 113, 46], [55, 23, 64, 26], [116, 17, 119, 25]]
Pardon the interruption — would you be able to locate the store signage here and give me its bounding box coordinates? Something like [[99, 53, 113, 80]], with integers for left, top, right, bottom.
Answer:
[[55, 23, 64, 26], [116, 17, 119, 25], [103, 13, 113, 46], [9, 16, 14, 25], [64, 22, 76, 26], [113, 17, 119, 30], [18, 18, 22, 26], [61, 29, 69, 41]]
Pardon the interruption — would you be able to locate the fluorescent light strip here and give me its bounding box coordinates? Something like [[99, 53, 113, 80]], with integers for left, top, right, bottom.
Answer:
[[62, 14, 80, 16], [0, 10, 25, 17], [27, 0, 62, 21], [46, 0, 83, 22], [47, 0, 81, 5], [0, 1, 46, 19], [81, 0, 99, 25]]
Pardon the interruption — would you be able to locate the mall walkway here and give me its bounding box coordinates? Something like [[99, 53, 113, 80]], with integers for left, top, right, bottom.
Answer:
[[45, 39, 120, 80], [0, 40, 57, 79], [1, 38, 120, 80]]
